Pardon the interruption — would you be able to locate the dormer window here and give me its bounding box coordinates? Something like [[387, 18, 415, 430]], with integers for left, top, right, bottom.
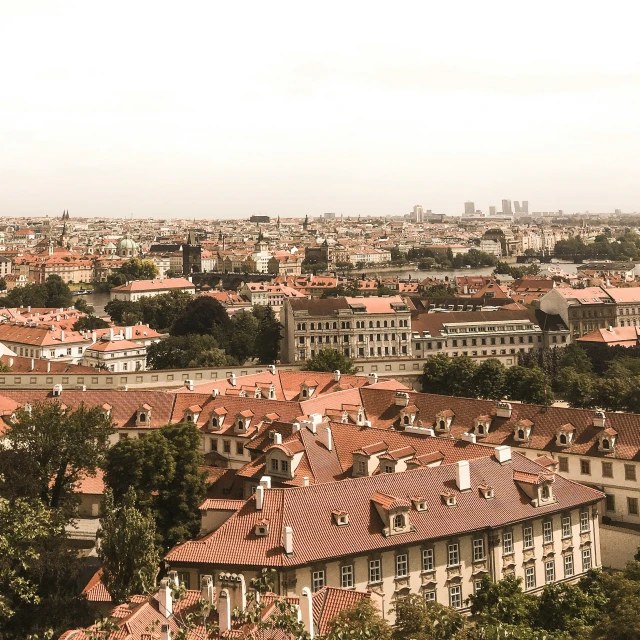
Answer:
[[556, 424, 575, 448], [255, 520, 270, 536], [598, 428, 618, 453], [411, 497, 428, 511], [404, 415, 410, 425], [513, 419, 533, 443], [473, 416, 491, 437], [211, 417, 219, 430], [442, 492, 457, 507], [537, 479, 555, 505], [479, 485, 495, 499], [332, 511, 349, 526], [435, 410, 454, 433], [393, 514, 405, 530], [136, 404, 152, 427]]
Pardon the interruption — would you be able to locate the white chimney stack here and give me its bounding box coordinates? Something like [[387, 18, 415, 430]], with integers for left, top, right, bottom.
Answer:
[[109, 327, 114, 341], [494, 445, 512, 464], [160, 624, 171, 640], [92, 330, 97, 343], [456, 460, 471, 492], [333, 369, 341, 383], [157, 579, 173, 618], [8, 357, 13, 367], [259, 475, 272, 490], [273, 432, 282, 445], [283, 526, 293, 555], [60, 329, 65, 341], [300, 587, 315, 638], [324, 427, 333, 451], [218, 589, 231, 633], [302, 476, 310, 486], [256, 485, 265, 510], [229, 373, 237, 386], [200, 575, 214, 604]]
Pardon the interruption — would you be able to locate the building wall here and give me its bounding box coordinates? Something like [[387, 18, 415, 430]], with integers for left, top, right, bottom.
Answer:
[[599, 524, 640, 569]]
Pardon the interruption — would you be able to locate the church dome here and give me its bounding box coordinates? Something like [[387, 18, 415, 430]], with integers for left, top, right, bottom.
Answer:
[[117, 234, 138, 257]]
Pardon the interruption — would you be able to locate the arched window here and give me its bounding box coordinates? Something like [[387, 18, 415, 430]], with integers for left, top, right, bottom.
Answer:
[[333, 322, 337, 329], [559, 434, 567, 445], [302, 389, 308, 398], [541, 486, 550, 499], [602, 438, 610, 449], [325, 322, 330, 330], [403, 415, 409, 425], [139, 413, 146, 423], [369, 321, 373, 328], [518, 429, 525, 440], [376, 321, 380, 328], [439, 420, 446, 430], [186, 414, 193, 422], [393, 514, 405, 530], [391, 320, 395, 327], [211, 418, 218, 427], [383, 320, 388, 327], [477, 424, 484, 435], [310, 323, 314, 330]]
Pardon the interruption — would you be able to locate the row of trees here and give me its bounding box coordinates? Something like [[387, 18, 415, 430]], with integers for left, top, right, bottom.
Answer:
[[94, 258, 159, 292], [421, 353, 553, 405], [494, 261, 541, 279], [0, 274, 75, 309], [554, 232, 640, 261]]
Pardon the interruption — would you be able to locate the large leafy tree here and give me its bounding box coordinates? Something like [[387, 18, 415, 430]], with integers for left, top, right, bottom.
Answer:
[[421, 353, 452, 394], [253, 305, 283, 364], [474, 358, 507, 399], [146, 334, 231, 370], [44, 274, 73, 308], [2, 401, 113, 513], [324, 598, 391, 640], [467, 575, 536, 628], [105, 422, 207, 549], [393, 595, 465, 640], [98, 488, 159, 604], [171, 296, 231, 339], [305, 348, 357, 375], [228, 310, 259, 363], [505, 366, 553, 405], [447, 356, 478, 397], [72, 315, 110, 331]]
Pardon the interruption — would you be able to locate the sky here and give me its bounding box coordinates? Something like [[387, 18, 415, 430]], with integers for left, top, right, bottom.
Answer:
[[1, 1, 640, 219]]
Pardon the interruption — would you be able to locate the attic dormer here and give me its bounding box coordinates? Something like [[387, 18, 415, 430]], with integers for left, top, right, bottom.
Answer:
[[435, 409, 455, 433], [371, 492, 413, 537], [441, 491, 457, 507], [411, 497, 428, 512], [555, 423, 575, 447], [332, 510, 349, 526], [268, 383, 276, 400], [399, 404, 419, 428], [184, 404, 202, 424], [253, 387, 263, 399], [300, 379, 318, 399], [210, 407, 227, 431], [598, 427, 618, 453], [254, 519, 270, 536], [136, 403, 152, 427], [352, 441, 388, 477], [513, 419, 533, 443], [235, 410, 254, 433], [356, 406, 366, 426], [513, 470, 556, 507], [472, 415, 492, 437], [479, 485, 495, 500]]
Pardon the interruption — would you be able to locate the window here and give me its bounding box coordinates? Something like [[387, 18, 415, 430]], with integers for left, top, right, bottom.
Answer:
[[474, 580, 483, 594], [422, 548, 434, 571], [525, 566, 536, 590], [625, 465, 637, 481], [341, 565, 354, 589], [580, 510, 590, 532], [604, 493, 616, 512], [271, 458, 278, 471], [582, 548, 592, 571], [449, 585, 462, 609], [396, 553, 408, 577], [393, 514, 405, 530], [602, 462, 613, 478], [503, 531, 513, 554], [628, 497, 639, 515], [562, 516, 571, 538], [357, 460, 367, 475], [543, 521, 553, 544], [236, 442, 244, 455], [473, 538, 485, 562], [312, 570, 325, 592], [369, 559, 381, 584], [545, 560, 555, 584], [580, 459, 591, 475], [564, 554, 574, 578], [281, 460, 289, 473], [524, 526, 533, 549], [424, 590, 436, 602], [223, 440, 231, 453], [447, 543, 459, 567]]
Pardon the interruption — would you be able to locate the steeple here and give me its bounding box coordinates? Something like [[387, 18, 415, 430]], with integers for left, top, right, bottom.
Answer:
[[303, 214, 308, 231]]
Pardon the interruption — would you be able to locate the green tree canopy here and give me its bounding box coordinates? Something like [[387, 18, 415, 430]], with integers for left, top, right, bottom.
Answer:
[[305, 348, 357, 375], [421, 353, 452, 395], [171, 296, 231, 339], [146, 334, 232, 370], [72, 315, 110, 331], [324, 598, 391, 640], [474, 358, 508, 399], [253, 305, 282, 364]]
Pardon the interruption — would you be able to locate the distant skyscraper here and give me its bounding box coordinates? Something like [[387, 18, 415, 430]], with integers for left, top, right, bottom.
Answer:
[[514, 201, 521, 213], [489, 206, 496, 216], [464, 202, 475, 215], [522, 201, 529, 214], [411, 205, 424, 223], [502, 199, 512, 216]]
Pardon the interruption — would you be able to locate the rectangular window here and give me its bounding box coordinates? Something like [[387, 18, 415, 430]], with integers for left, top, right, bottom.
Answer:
[[341, 565, 354, 589], [447, 543, 459, 567], [564, 554, 574, 578], [281, 460, 289, 473], [503, 531, 513, 554], [580, 510, 590, 532], [543, 521, 553, 544], [357, 460, 367, 475], [625, 464, 637, 481], [424, 590, 436, 602], [210, 438, 218, 452], [545, 560, 555, 584], [312, 570, 325, 592], [223, 440, 231, 453], [473, 538, 485, 562], [524, 526, 533, 549], [422, 548, 434, 571], [525, 566, 536, 590], [236, 442, 244, 455], [474, 580, 483, 594], [449, 585, 462, 609], [602, 462, 613, 478], [558, 457, 569, 473], [606, 494, 616, 512], [581, 459, 591, 475], [582, 548, 592, 571], [271, 458, 278, 471], [628, 497, 639, 515], [396, 553, 408, 578], [562, 516, 571, 538], [369, 559, 381, 584]]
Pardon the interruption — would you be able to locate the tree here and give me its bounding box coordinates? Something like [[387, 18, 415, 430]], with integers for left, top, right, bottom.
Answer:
[[171, 296, 231, 339], [105, 422, 207, 549], [119, 258, 158, 282], [72, 315, 109, 331], [474, 359, 507, 399], [228, 310, 259, 363], [2, 401, 113, 513], [467, 575, 536, 627], [146, 334, 231, 370], [421, 353, 452, 395], [393, 595, 465, 640], [44, 274, 73, 308], [561, 369, 597, 408], [253, 305, 282, 364], [534, 581, 602, 636], [505, 366, 553, 405], [104, 299, 142, 325], [98, 488, 159, 604], [558, 344, 592, 373], [72, 297, 94, 314], [325, 598, 391, 640], [447, 356, 478, 397], [0, 276, 6, 291], [305, 349, 357, 375]]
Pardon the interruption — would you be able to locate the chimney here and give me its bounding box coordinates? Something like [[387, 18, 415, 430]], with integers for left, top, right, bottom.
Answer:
[[255, 485, 265, 510], [92, 330, 97, 343], [283, 525, 293, 555], [300, 587, 315, 638], [324, 427, 333, 451], [160, 624, 171, 640], [46, 360, 50, 372], [333, 369, 341, 383], [200, 575, 214, 604], [302, 476, 309, 486], [211, 388, 219, 398], [494, 445, 512, 465], [157, 579, 173, 618], [395, 391, 410, 407], [292, 421, 301, 432], [167, 570, 179, 588], [259, 475, 272, 489], [185, 379, 194, 391], [456, 460, 471, 492], [125, 326, 133, 340], [273, 432, 282, 445], [368, 372, 378, 385], [460, 432, 476, 444], [60, 329, 65, 342], [229, 373, 236, 386], [268, 364, 276, 375], [229, 574, 247, 613], [8, 357, 13, 367], [109, 327, 114, 341], [593, 410, 606, 428], [496, 401, 512, 418], [27, 306, 31, 312], [218, 589, 231, 633]]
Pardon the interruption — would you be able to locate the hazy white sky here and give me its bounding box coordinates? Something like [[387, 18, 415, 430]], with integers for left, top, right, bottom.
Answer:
[[1, 1, 640, 219]]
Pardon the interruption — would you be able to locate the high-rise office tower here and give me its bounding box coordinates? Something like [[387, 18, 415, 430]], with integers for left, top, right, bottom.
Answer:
[[522, 201, 529, 214], [464, 202, 475, 215], [489, 206, 496, 216], [502, 199, 512, 216], [514, 201, 522, 213], [412, 205, 424, 223]]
